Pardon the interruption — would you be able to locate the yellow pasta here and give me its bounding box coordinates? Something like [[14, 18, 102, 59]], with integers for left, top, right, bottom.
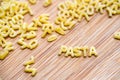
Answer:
[[28, 0, 36, 4], [73, 46, 82, 57], [43, 0, 52, 7], [27, 22, 38, 31], [113, 32, 120, 40], [24, 65, 37, 77], [65, 47, 74, 58], [4, 42, 14, 51], [89, 46, 98, 57], [0, 25, 10, 37], [42, 24, 54, 31], [106, 7, 116, 17], [28, 39, 38, 50], [24, 56, 35, 66], [55, 27, 65, 35], [80, 46, 89, 57], [0, 7, 5, 18], [32, 18, 42, 27], [17, 38, 28, 49], [86, 5, 94, 16], [0, 36, 7, 48], [0, 49, 9, 60], [58, 3, 66, 11], [60, 22, 68, 31], [95, 3, 106, 14], [58, 45, 68, 56], [47, 35, 57, 42], [26, 31, 36, 40], [9, 28, 18, 38], [41, 28, 52, 38]]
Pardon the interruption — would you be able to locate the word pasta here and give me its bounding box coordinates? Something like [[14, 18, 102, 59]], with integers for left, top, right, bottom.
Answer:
[[59, 45, 98, 58]]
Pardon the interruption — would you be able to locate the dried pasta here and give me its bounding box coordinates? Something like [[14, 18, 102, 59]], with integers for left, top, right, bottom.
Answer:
[[0, 49, 9, 60], [55, 27, 65, 35], [47, 35, 57, 42], [28, 39, 38, 50], [59, 46, 98, 58], [24, 65, 37, 76], [24, 56, 35, 66], [28, 0, 36, 4], [89, 46, 98, 57], [43, 0, 52, 7], [113, 32, 120, 40]]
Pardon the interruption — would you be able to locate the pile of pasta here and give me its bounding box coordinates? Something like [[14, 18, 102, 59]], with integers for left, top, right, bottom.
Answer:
[[0, 0, 34, 60], [55, 0, 120, 32], [24, 56, 37, 76], [59, 45, 98, 58]]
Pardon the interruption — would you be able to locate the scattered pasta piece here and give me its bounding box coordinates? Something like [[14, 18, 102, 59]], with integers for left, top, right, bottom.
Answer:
[[43, 0, 52, 7], [80, 46, 89, 57], [65, 47, 74, 58], [0, 49, 9, 60], [58, 45, 68, 56], [113, 32, 120, 40], [89, 46, 98, 57], [47, 35, 57, 42], [28, 0, 37, 4], [24, 56, 35, 66], [28, 39, 38, 50], [55, 27, 65, 35], [17, 38, 28, 49], [73, 46, 82, 57], [24, 65, 37, 77], [26, 31, 36, 40]]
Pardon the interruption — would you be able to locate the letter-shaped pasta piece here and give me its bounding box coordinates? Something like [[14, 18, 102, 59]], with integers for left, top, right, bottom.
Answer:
[[58, 3, 66, 10], [28, 0, 36, 4], [65, 47, 74, 57], [26, 31, 36, 40], [17, 38, 28, 49], [27, 22, 38, 31], [0, 36, 7, 48], [0, 49, 9, 60], [9, 28, 18, 38], [28, 39, 38, 50], [47, 35, 57, 42], [28, 7, 34, 16], [89, 46, 98, 57], [4, 42, 14, 51], [43, 0, 52, 7], [80, 46, 89, 57], [32, 18, 42, 27], [42, 24, 54, 31], [24, 65, 37, 77], [58, 45, 68, 56], [95, 3, 106, 14], [86, 5, 94, 16], [79, 12, 90, 22], [24, 56, 35, 66], [0, 7, 5, 18], [41, 28, 52, 38], [73, 46, 82, 57], [113, 32, 120, 40], [68, 21, 76, 30], [1, 26, 10, 37], [60, 22, 68, 31], [55, 27, 65, 35], [106, 7, 116, 17]]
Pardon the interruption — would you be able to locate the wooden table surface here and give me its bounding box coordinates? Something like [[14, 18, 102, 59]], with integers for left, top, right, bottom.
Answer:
[[0, 0, 120, 80]]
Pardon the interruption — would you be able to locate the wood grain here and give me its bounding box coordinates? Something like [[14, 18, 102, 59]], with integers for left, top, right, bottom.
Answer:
[[0, 0, 120, 80]]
